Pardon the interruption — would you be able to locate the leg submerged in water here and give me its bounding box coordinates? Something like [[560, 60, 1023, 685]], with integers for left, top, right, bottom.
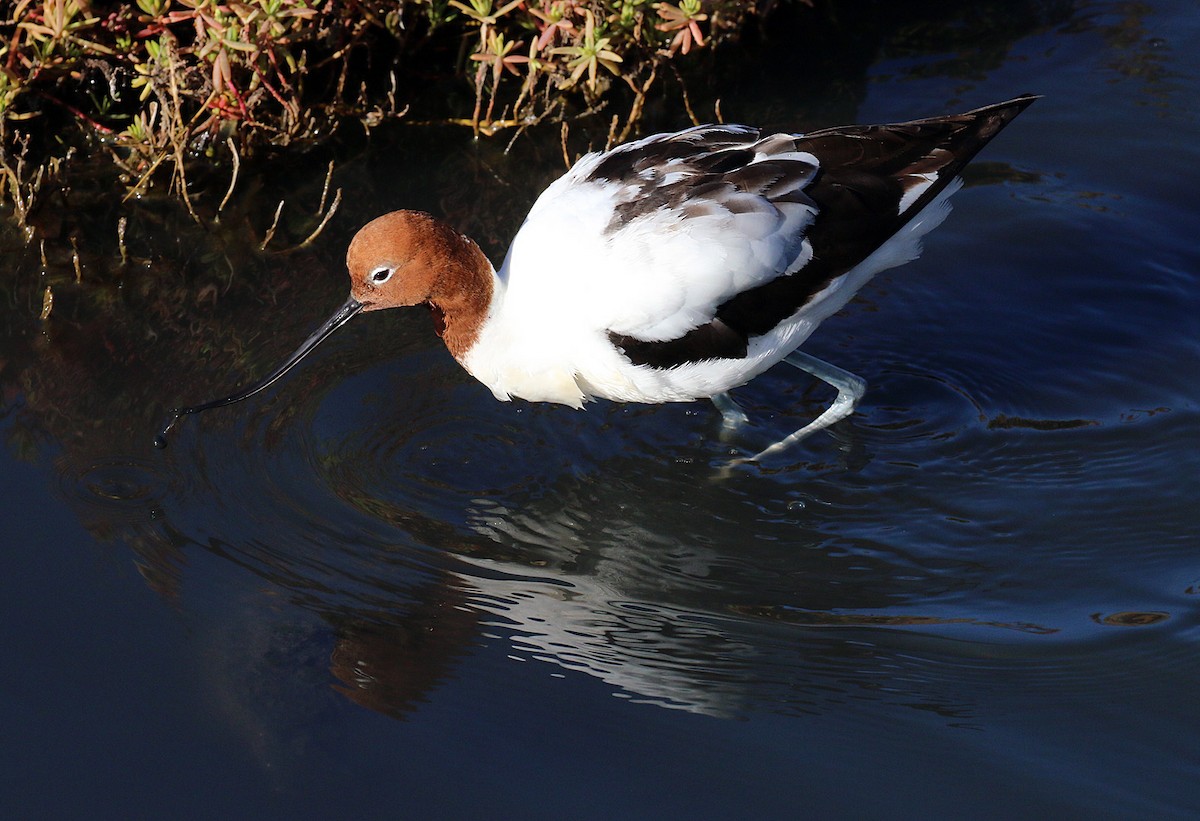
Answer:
[[711, 391, 749, 429], [737, 350, 867, 465]]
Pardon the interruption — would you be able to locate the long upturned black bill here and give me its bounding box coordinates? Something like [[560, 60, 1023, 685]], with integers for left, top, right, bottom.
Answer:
[[155, 297, 364, 448]]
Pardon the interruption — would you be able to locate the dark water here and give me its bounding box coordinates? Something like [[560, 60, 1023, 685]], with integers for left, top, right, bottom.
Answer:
[[4, 2, 1200, 818]]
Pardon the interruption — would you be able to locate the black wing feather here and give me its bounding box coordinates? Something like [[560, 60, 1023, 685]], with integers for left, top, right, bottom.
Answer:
[[606, 95, 1037, 367]]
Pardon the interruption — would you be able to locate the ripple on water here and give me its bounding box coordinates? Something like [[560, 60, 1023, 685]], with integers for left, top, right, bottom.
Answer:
[[65, 456, 174, 519]]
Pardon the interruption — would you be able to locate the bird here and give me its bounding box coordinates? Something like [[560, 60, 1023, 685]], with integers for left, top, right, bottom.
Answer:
[[157, 95, 1037, 461]]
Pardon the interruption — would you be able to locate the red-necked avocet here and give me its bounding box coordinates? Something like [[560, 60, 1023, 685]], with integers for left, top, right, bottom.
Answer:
[[158, 95, 1037, 462]]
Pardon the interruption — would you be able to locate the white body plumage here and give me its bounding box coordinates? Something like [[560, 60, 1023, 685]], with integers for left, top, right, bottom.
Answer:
[[462, 127, 962, 407]]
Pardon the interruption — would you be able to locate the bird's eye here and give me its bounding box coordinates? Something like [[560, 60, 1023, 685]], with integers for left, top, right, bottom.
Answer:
[[370, 266, 393, 284]]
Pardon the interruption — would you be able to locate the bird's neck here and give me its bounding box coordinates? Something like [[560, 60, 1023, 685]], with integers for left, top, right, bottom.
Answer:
[[428, 242, 497, 363]]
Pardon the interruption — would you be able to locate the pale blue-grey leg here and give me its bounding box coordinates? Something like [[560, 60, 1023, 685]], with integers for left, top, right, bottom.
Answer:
[[737, 350, 866, 464], [711, 391, 749, 429]]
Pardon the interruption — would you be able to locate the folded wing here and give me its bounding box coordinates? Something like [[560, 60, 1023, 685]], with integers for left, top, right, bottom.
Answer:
[[501, 95, 1036, 370]]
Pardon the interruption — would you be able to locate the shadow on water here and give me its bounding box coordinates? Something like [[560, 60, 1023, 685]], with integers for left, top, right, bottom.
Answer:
[[3, 0, 1199, 743]]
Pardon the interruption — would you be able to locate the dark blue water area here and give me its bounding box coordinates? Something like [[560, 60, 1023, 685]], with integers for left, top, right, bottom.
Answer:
[[5, 1, 1200, 818]]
